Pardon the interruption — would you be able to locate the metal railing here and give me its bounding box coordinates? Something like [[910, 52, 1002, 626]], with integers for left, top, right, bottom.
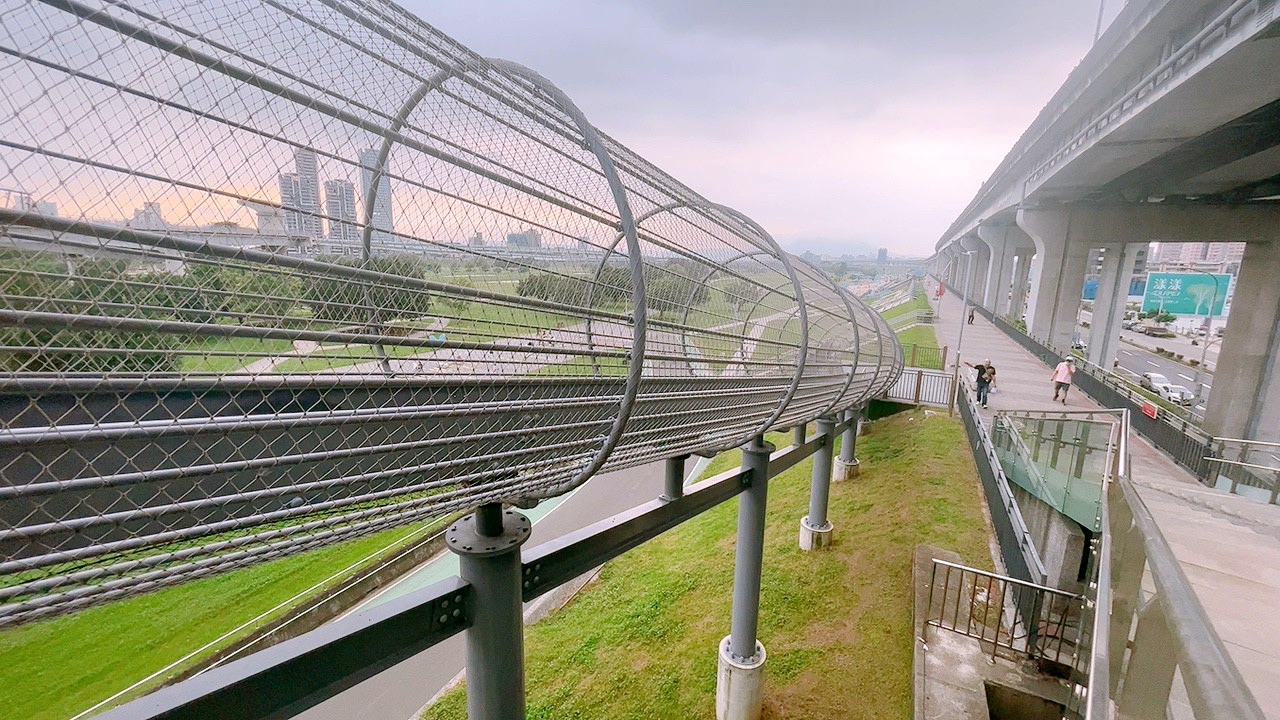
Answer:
[[0, 0, 904, 626], [923, 558, 1081, 667], [901, 342, 947, 370], [1043, 409, 1266, 720], [883, 366, 954, 408], [1205, 437, 1280, 504], [89, 418, 854, 720], [887, 309, 935, 331], [954, 382, 1048, 584]]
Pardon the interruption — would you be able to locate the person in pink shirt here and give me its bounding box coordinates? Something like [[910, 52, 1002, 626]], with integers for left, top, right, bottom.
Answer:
[[1051, 357, 1075, 404]]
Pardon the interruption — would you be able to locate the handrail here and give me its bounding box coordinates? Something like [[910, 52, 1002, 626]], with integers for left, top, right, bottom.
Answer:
[[1114, 479, 1265, 719]]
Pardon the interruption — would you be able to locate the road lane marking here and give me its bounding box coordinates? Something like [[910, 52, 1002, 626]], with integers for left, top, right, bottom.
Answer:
[[1120, 350, 1134, 356], [1146, 361, 1160, 367], [1178, 374, 1194, 382]]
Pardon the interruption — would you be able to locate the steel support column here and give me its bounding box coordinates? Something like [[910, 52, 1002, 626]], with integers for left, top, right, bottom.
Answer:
[[799, 417, 836, 551], [716, 436, 771, 719], [447, 503, 532, 720], [662, 454, 688, 501], [835, 406, 860, 480]]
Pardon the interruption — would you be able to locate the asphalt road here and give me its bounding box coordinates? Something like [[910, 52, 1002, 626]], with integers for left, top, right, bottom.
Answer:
[[1109, 340, 1215, 412], [292, 457, 691, 720]]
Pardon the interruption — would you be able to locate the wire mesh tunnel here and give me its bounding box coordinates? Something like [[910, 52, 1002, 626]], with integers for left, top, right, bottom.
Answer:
[[0, 0, 903, 625]]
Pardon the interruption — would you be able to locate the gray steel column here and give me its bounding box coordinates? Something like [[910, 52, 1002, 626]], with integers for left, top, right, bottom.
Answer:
[[806, 417, 836, 529], [729, 435, 772, 660], [662, 454, 688, 501], [447, 502, 532, 720], [792, 424, 806, 446], [840, 408, 858, 464]]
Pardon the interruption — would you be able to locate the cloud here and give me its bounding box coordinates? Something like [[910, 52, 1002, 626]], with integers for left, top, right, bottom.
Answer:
[[404, 0, 1118, 255]]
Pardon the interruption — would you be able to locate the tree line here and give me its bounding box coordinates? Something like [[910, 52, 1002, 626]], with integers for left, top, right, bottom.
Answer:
[[0, 251, 438, 373]]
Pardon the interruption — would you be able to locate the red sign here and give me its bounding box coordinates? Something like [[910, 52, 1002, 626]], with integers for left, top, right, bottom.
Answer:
[[935, 286, 945, 298], [1141, 402, 1158, 419]]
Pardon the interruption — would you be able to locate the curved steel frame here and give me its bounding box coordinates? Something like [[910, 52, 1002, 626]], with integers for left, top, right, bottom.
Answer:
[[486, 59, 648, 499], [0, 1, 904, 622]]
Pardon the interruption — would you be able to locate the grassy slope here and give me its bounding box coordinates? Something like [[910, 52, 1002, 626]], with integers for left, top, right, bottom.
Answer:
[[422, 411, 992, 720], [896, 325, 939, 349], [879, 292, 931, 321], [0, 521, 440, 719]]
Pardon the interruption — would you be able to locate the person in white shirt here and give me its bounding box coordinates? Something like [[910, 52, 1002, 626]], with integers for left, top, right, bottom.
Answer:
[[1051, 357, 1075, 404]]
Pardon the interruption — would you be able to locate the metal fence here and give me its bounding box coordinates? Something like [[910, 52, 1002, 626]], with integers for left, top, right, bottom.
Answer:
[[883, 366, 953, 408], [923, 557, 1080, 667], [901, 342, 946, 370], [0, 0, 902, 627]]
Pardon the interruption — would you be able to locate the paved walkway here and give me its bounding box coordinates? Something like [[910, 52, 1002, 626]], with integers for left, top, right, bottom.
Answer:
[[926, 279, 1280, 716]]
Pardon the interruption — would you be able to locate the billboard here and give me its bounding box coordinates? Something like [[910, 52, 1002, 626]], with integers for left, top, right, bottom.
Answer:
[[1141, 272, 1231, 315]]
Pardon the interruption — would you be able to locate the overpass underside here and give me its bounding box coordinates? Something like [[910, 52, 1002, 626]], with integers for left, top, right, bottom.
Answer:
[[934, 0, 1280, 442]]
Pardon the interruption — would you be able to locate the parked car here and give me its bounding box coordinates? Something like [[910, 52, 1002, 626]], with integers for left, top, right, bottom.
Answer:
[[1156, 384, 1195, 406], [1145, 327, 1175, 338], [1140, 372, 1170, 390]]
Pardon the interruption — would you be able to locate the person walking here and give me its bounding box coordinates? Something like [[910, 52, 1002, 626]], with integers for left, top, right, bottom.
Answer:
[[967, 308, 975, 324], [1051, 357, 1075, 404], [965, 358, 996, 409]]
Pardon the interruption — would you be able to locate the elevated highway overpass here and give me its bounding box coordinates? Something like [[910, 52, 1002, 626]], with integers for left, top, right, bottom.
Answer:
[[933, 0, 1280, 442]]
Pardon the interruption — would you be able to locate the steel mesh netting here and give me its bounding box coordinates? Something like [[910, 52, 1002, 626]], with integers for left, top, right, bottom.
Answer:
[[0, 0, 902, 625]]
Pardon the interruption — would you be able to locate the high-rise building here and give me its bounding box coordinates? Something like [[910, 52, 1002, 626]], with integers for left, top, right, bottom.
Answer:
[[129, 201, 168, 230], [293, 149, 322, 238], [278, 172, 302, 234], [876, 247, 888, 264], [278, 150, 323, 238], [358, 148, 395, 245], [324, 179, 358, 243], [506, 227, 542, 248]]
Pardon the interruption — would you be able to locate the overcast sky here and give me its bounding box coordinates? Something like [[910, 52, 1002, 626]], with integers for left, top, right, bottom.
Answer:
[[404, 1, 1121, 257]]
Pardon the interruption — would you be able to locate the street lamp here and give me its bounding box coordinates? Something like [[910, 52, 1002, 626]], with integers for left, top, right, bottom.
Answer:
[[1189, 269, 1222, 402]]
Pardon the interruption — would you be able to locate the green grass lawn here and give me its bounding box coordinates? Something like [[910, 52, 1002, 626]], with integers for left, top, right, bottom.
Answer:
[[179, 336, 297, 373], [880, 291, 931, 321], [274, 303, 577, 373], [0, 519, 443, 719], [422, 411, 993, 720]]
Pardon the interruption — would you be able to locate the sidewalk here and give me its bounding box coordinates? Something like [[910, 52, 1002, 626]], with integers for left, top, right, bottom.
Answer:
[[926, 279, 1280, 716]]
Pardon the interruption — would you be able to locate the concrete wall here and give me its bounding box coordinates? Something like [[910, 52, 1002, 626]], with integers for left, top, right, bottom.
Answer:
[[1009, 484, 1087, 593]]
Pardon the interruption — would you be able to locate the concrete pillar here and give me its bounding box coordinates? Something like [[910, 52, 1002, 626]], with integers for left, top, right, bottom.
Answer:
[[979, 225, 1032, 317], [1009, 247, 1034, 321], [1087, 243, 1141, 368], [1203, 239, 1280, 442], [963, 236, 990, 309], [977, 225, 1010, 311], [1018, 208, 1091, 349]]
